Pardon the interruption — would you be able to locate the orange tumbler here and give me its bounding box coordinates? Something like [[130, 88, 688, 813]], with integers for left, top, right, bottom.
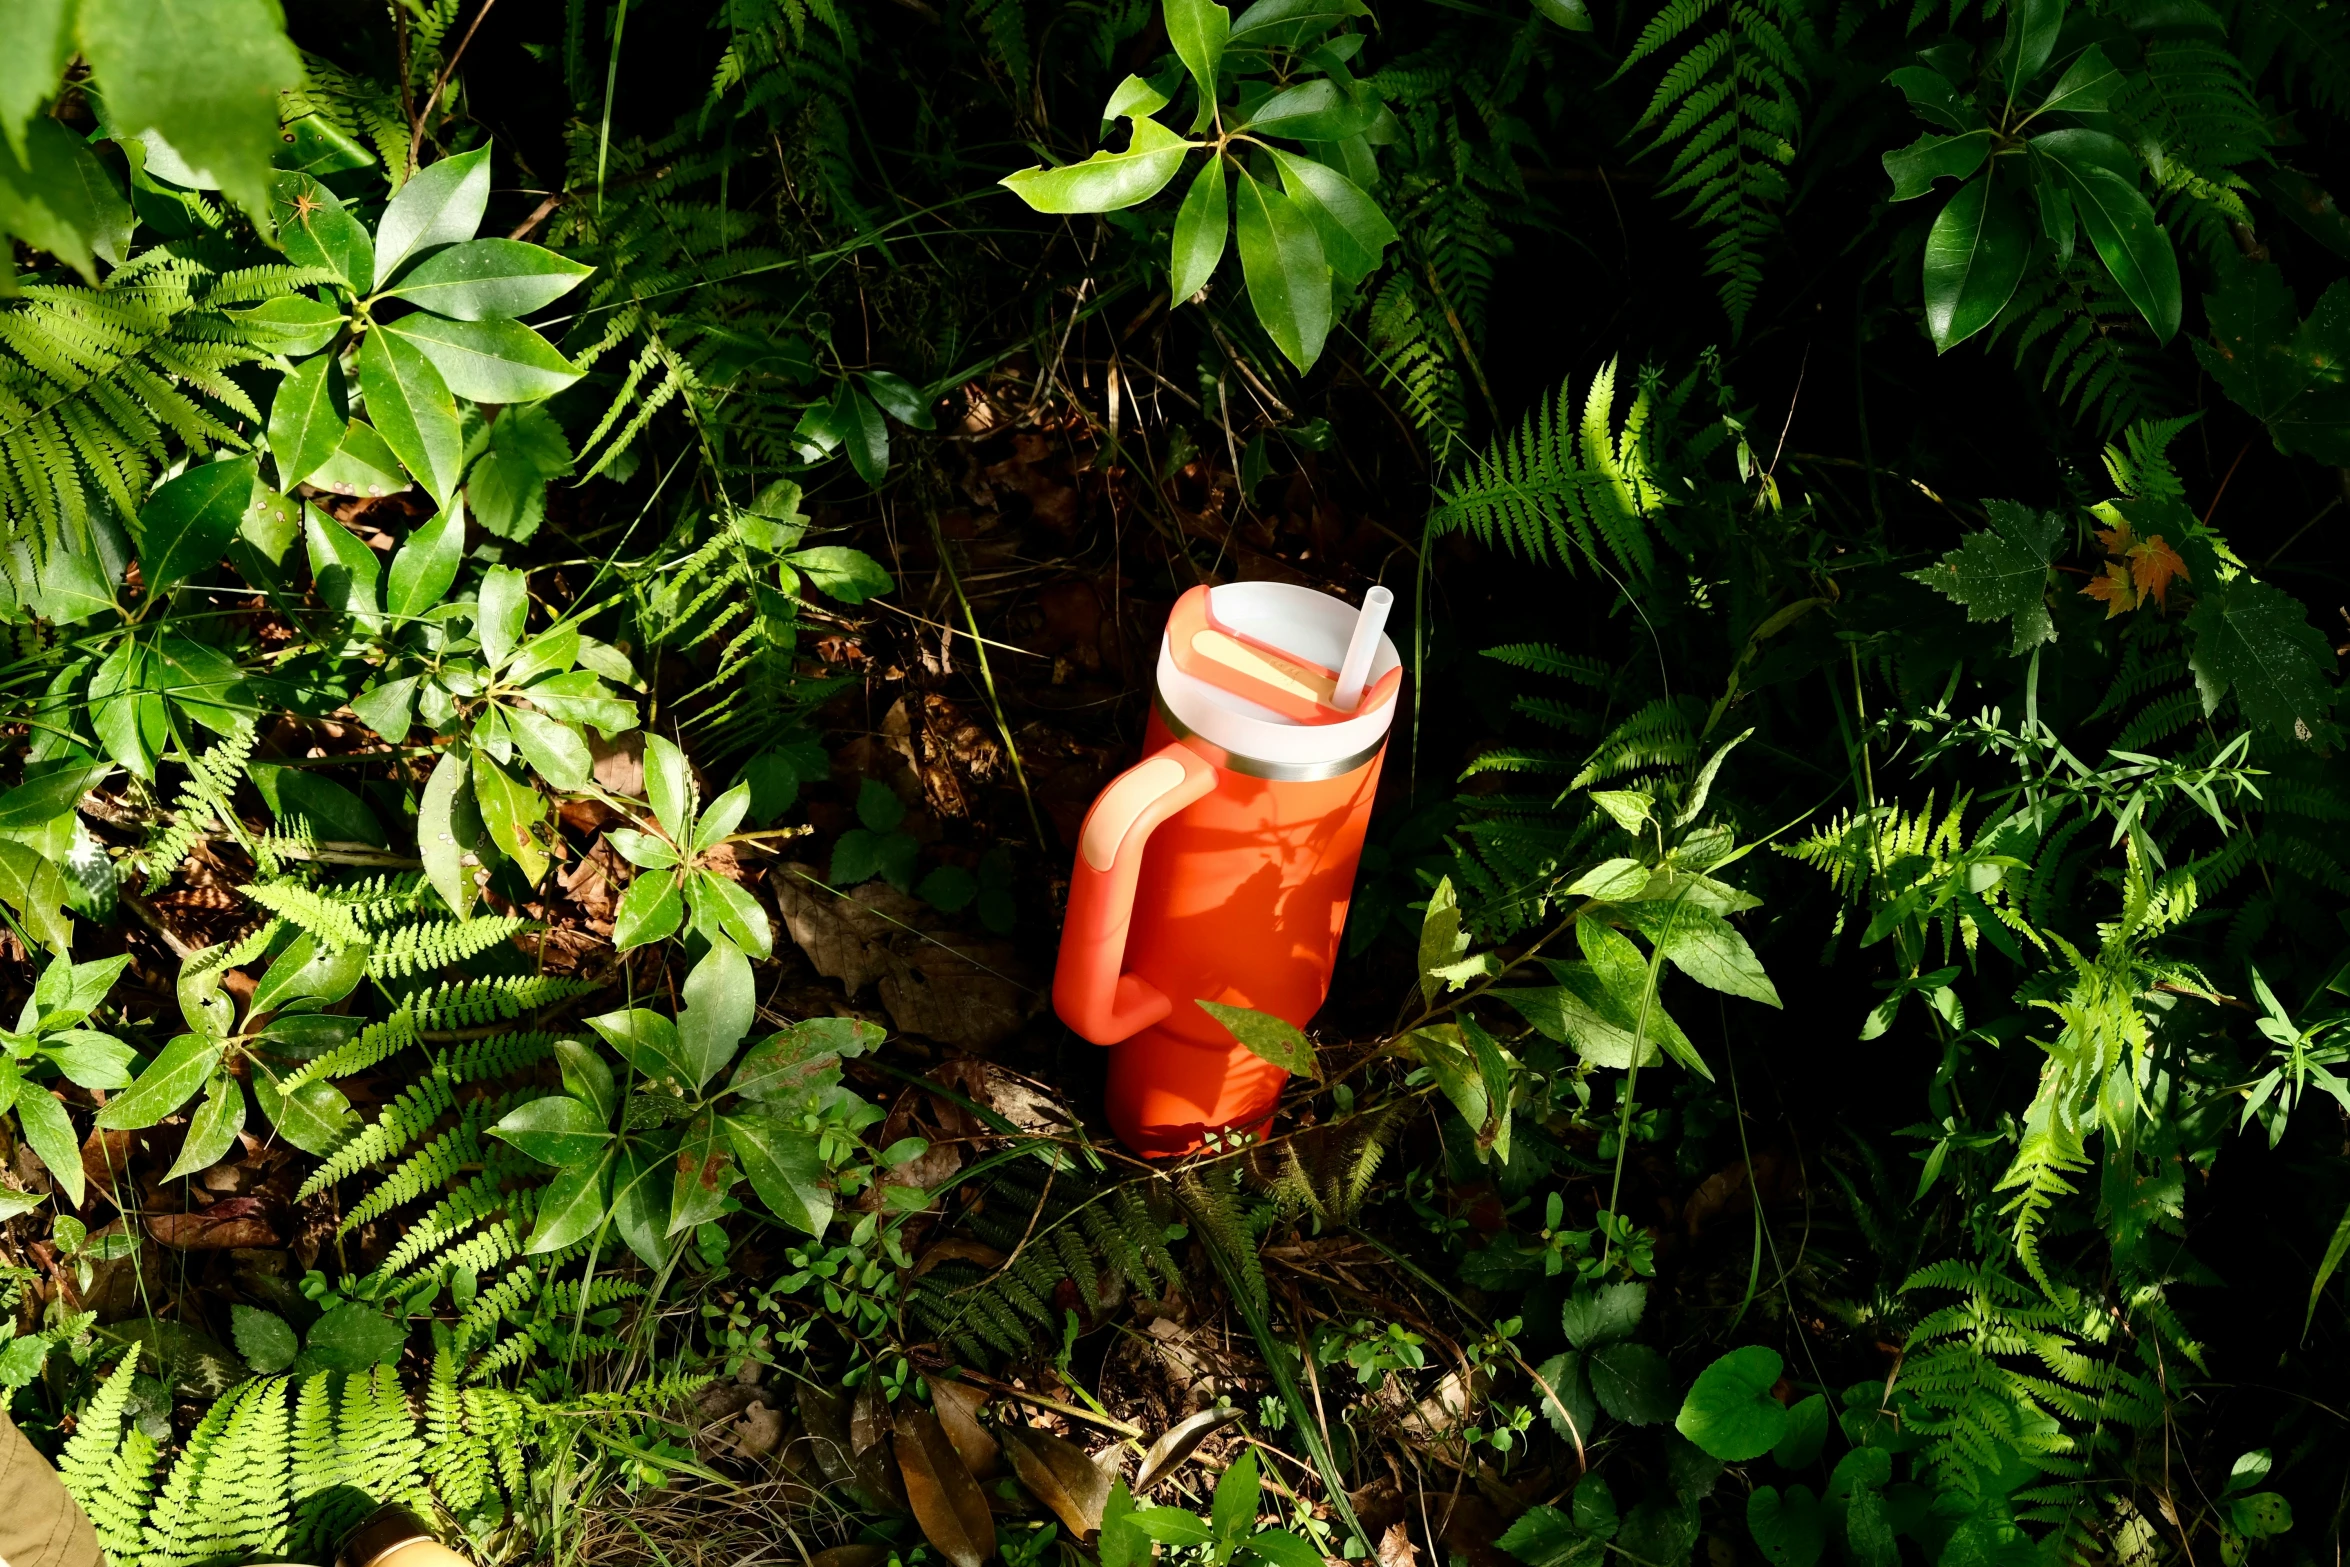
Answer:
[[1054, 582, 1403, 1155]]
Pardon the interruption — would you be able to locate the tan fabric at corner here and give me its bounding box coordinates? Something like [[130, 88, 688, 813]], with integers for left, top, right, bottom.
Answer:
[[0, 1411, 103, 1567]]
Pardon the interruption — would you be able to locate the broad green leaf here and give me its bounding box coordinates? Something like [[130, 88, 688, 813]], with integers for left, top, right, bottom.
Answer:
[[1233, 167, 1331, 371], [507, 708, 593, 791], [785, 545, 894, 603], [223, 292, 343, 356], [1566, 858, 1650, 899], [731, 1017, 884, 1104], [44, 1032, 135, 1091], [609, 1143, 671, 1268], [0, 120, 131, 280], [2036, 132, 2179, 341], [303, 502, 383, 632], [1675, 1345, 1788, 1460], [252, 765, 385, 847], [1886, 66, 1980, 131], [252, 1072, 356, 1155], [488, 1093, 610, 1166], [1100, 73, 1172, 135], [78, 0, 302, 222], [1586, 1341, 1673, 1425], [1197, 999, 1316, 1077], [523, 669, 634, 734], [1561, 1281, 1647, 1349], [0, 2, 75, 163], [1166, 0, 1231, 101], [0, 762, 112, 830], [644, 733, 695, 842], [1746, 1487, 1824, 1567], [2002, 0, 2062, 99], [1580, 920, 1712, 1077], [383, 237, 594, 320], [1922, 171, 2028, 351], [1244, 79, 1382, 141], [270, 172, 374, 290], [1001, 115, 1191, 214], [298, 1302, 406, 1371], [96, 1033, 224, 1129], [2193, 261, 2350, 463], [693, 783, 752, 851], [384, 500, 464, 624], [0, 840, 72, 956], [471, 748, 548, 883], [1774, 1394, 1831, 1468], [608, 829, 679, 870], [527, 1154, 611, 1253], [691, 872, 773, 960], [307, 418, 411, 499], [667, 1111, 736, 1235], [1611, 904, 1781, 1007], [163, 1070, 246, 1180], [1905, 498, 2062, 653], [269, 353, 348, 490], [830, 382, 889, 486], [1268, 147, 1393, 285], [231, 1304, 298, 1374], [2185, 575, 2339, 740], [587, 1008, 692, 1084], [1238, 1531, 1323, 1567], [15, 1083, 83, 1205], [677, 936, 755, 1091], [612, 871, 684, 950], [358, 327, 463, 504], [419, 746, 480, 915], [1492, 1503, 1597, 1567], [1228, 0, 1371, 44], [374, 144, 491, 283], [1211, 1450, 1260, 1553], [1882, 130, 1994, 202], [2036, 44, 2120, 115], [1938, 1504, 2035, 1567], [723, 1114, 833, 1235], [857, 370, 936, 429], [151, 632, 256, 736], [141, 457, 258, 593], [476, 564, 529, 667], [88, 640, 160, 779], [555, 1037, 618, 1122], [1531, 0, 1595, 29], [1170, 154, 1230, 304], [348, 672, 418, 746], [379, 313, 583, 404], [465, 402, 573, 541]]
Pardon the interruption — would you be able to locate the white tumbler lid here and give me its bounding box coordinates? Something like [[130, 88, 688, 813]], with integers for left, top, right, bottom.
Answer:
[[1154, 581, 1401, 779]]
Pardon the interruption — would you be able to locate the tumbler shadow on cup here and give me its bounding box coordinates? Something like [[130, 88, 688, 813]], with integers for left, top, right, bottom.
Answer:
[[1053, 581, 1400, 1156]]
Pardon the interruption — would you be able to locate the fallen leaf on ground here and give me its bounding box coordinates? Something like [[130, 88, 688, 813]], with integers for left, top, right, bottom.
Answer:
[[932, 1379, 1000, 1478], [1133, 1405, 1246, 1494], [1001, 1425, 1112, 1537], [895, 1406, 995, 1567], [1379, 1523, 1421, 1567]]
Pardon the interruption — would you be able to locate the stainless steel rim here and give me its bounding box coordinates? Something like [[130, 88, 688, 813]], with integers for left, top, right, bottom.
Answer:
[[1154, 692, 1387, 781]]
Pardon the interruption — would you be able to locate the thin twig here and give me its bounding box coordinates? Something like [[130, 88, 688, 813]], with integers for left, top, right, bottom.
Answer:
[[409, 0, 502, 164]]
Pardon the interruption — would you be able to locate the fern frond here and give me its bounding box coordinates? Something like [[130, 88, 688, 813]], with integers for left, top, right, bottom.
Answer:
[[367, 915, 534, 978], [141, 724, 258, 891]]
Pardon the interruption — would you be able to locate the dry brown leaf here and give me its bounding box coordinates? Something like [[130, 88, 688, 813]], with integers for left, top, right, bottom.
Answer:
[[729, 1401, 785, 1459], [770, 865, 1038, 1051], [147, 1198, 278, 1250], [796, 1383, 856, 1486], [1379, 1523, 1421, 1567], [894, 1406, 996, 1567], [910, 1238, 1010, 1279], [932, 1380, 1001, 1478], [810, 1548, 889, 1567], [1001, 1425, 1112, 1538], [1132, 1405, 1245, 1495]]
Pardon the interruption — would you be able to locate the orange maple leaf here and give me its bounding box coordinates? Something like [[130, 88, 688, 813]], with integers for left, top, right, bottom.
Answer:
[[2095, 521, 2136, 557], [2082, 562, 2139, 617], [2126, 535, 2190, 609]]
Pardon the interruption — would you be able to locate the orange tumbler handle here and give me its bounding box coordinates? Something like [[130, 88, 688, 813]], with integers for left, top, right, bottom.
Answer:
[[1054, 743, 1218, 1044]]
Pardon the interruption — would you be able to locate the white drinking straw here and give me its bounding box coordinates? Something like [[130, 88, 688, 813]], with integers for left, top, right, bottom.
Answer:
[[1332, 585, 1393, 712]]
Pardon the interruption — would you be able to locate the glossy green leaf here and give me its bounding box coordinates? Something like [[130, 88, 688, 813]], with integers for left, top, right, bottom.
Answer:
[[677, 936, 755, 1090], [1233, 167, 1331, 371], [270, 172, 374, 290], [307, 418, 411, 499], [1774, 1394, 1831, 1468], [384, 500, 464, 625], [1167, 0, 1231, 100], [379, 312, 582, 404], [1886, 66, 1980, 132], [785, 545, 894, 603], [610, 1143, 672, 1268], [1906, 498, 2063, 653], [253, 1073, 357, 1156], [0, 2, 75, 163], [374, 145, 491, 283], [358, 327, 463, 503], [1197, 999, 1316, 1077], [507, 707, 593, 791], [1228, 0, 1370, 44], [1922, 171, 2029, 351], [15, 1083, 83, 1205], [857, 370, 936, 429], [224, 292, 343, 356], [644, 734, 695, 841], [383, 237, 594, 320], [163, 1070, 246, 1180], [588, 1007, 693, 1085], [141, 457, 258, 594], [2001, 0, 2062, 99], [667, 1112, 737, 1235], [489, 1093, 611, 1167], [419, 746, 480, 916], [255, 765, 386, 847], [0, 761, 112, 831], [723, 1113, 833, 1235], [1001, 115, 1191, 214], [831, 382, 889, 486], [1676, 1345, 1788, 1460], [2036, 132, 2179, 341], [612, 871, 684, 950], [471, 747, 548, 883], [79, 0, 303, 222], [1268, 147, 1393, 285], [693, 783, 752, 851], [1170, 154, 1229, 304], [2036, 44, 2120, 116], [96, 1033, 224, 1130], [303, 502, 382, 632], [1531, 0, 1595, 29], [555, 1037, 618, 1122], [2186, 575, 2340, 740], [1882, 130, 1994, 202], [0, 120, 132, 280], [268, 353, 348, 491], [1100, 73, 1172, 135], [1244, 78, 1383, 141], [691, 871, 773, 959], [527, 1153, 612, 1253], [476, 564, 530, 667]]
